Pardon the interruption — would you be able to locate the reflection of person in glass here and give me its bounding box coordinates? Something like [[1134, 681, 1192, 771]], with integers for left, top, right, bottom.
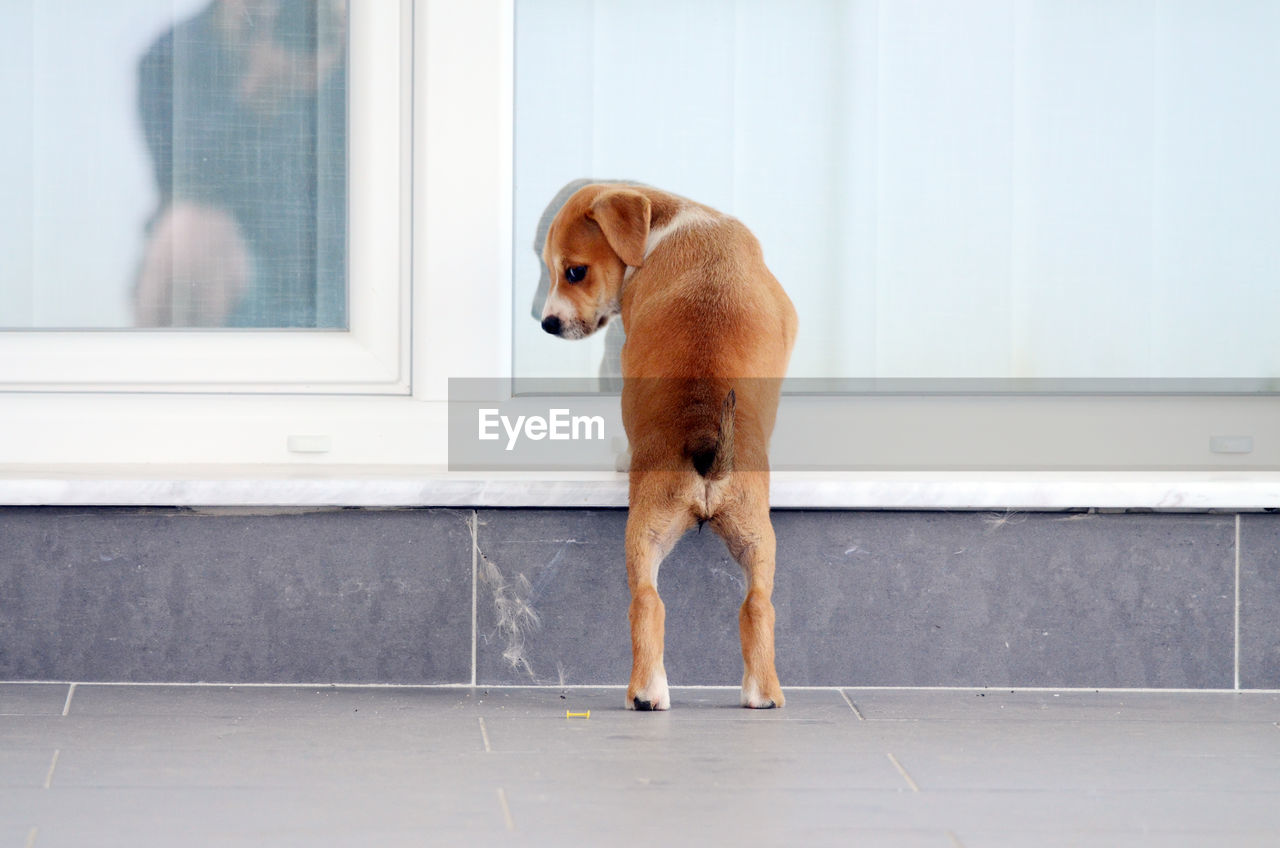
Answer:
[[134, 0, 346, 328]]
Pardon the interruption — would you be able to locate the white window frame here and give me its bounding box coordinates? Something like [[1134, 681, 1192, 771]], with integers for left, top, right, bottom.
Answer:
[[1, 0, 1279, 506], [0, 0, 511, 469], [0, 0, 413, 396]]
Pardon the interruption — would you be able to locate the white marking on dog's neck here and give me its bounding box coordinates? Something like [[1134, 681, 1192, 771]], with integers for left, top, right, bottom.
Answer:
[[623, 206, 715, 284], [644, 206, 715, 260]]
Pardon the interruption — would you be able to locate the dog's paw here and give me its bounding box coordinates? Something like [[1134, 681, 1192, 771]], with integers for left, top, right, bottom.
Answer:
[[626, 674, 670, 711], [741, 677, 784, 709]]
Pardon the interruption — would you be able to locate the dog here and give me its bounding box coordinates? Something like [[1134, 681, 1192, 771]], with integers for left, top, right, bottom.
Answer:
[[540, 183, 797, 710]]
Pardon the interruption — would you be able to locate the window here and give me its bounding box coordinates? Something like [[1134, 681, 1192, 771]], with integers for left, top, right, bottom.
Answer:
[[511, 0, 1280, 470], [0, 0, 407, 394], [2, 0, 347, 331]]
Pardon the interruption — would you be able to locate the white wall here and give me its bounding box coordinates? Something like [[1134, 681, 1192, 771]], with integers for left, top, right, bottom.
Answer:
[[513, 0, 1280, 382]]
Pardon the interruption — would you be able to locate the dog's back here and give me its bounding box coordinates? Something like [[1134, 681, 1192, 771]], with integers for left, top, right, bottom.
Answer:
[[619, 194, 797, 495]]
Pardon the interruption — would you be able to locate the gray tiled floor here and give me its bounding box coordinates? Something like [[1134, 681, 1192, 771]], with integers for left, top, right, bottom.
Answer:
[[3, 684, 1279, 847]]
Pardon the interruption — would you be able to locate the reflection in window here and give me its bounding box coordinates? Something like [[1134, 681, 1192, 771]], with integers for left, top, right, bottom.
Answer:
[[0, 0, 347, 329]]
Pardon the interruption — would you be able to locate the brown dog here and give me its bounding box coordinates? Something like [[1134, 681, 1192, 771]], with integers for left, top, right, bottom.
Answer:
[[540, 183, 797, 710]]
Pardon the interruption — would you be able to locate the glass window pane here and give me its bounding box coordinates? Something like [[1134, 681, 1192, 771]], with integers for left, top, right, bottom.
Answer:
[[0, 0, 347, 329], [513, 1, 1280, 392]]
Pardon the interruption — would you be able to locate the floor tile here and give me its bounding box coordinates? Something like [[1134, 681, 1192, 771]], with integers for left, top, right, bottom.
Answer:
[[0, 683, 70, 716], [0, 748, 58, 789], [4, 685, 1280, 847], [67, 683, 476, 717], [847, 688, 1280, 722]]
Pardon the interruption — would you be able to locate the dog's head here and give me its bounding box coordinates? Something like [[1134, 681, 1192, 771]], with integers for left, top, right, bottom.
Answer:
[[540, 184, 651, 339]]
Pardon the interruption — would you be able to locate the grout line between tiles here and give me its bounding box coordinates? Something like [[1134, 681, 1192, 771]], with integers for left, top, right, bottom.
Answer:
[[478, 716, 492, 753], [839, 688, 865, 720], [496, 787, 515, 831], [42, 749, 60, 790], [1235, 513, 1241, 691], [61, 683, 76, 717], [25, 828, 38, 848], [470, 510, 479, 688], [886, 752, 919, 792]]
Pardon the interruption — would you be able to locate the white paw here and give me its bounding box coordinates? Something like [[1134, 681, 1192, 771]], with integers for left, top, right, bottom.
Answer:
[[627, 672, 670, 711], [741, 677, 780, 709]]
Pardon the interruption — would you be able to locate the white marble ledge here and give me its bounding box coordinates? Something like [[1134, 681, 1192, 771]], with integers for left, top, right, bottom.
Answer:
[[2, 466, 1280, 510]]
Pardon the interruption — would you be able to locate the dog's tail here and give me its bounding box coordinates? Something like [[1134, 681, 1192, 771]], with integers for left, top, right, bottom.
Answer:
[[687, 389, 735, 480]]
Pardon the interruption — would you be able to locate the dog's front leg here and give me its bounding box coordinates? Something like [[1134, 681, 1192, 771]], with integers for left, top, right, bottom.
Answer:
[[624, 496, 689, 711]]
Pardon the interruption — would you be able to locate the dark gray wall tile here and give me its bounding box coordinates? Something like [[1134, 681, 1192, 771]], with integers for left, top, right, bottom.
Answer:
[[0, 508, 472, 684], [474, 508, 774, 687], [781, 511, 1233, 689], [1239, 513, 1280, 688], [477, 510, 1235, 689], [474, 509, 630, 686]]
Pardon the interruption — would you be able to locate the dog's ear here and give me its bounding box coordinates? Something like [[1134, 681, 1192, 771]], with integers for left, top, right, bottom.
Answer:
[[588, 189, 651, 268]]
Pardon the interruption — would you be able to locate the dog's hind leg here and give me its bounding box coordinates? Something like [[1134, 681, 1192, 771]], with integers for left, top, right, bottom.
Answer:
[[712, 481, 785, 709], [624, 486, 693, 711]]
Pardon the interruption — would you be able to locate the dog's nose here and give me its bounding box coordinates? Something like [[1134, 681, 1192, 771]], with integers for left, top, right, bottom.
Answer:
[[541, 315, 562, 335]]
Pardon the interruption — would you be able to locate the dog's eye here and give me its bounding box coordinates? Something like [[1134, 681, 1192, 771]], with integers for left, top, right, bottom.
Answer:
[[565, 265, 588, 284]]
